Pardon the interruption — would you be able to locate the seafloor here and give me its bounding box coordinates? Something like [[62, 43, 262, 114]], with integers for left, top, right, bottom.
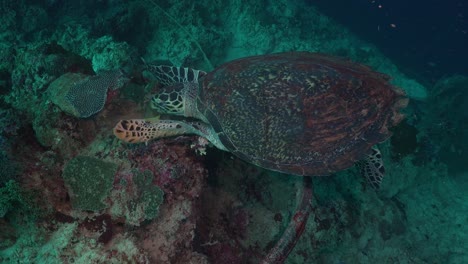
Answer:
[[0, 1, 466, 263]]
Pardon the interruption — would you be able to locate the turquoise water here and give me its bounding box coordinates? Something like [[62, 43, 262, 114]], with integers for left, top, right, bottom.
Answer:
[[0, 1, 466, 263]]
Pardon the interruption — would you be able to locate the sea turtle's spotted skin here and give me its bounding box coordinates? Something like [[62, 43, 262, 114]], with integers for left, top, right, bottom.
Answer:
[[114, 52, 407, 183]]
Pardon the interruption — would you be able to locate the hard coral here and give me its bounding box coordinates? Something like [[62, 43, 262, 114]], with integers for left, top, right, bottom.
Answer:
[[123, 139, 206, 199], [113, 139, 208, 263], [62, 156, 118, 211], [7, 42, 93, 115], [109, 169, 164, 226], [90, 36, 135, 73], [0, 153, 18, 188], [0, 180, 22, 218], [48, 70, 129, 118]]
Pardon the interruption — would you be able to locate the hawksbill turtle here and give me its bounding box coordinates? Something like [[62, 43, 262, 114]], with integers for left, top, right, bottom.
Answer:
[[114, 52, 407, 188], [113, 52, 407, 261]]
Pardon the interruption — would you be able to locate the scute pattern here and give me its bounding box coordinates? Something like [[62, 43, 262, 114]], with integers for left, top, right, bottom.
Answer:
[[199, 52, 407, 176]]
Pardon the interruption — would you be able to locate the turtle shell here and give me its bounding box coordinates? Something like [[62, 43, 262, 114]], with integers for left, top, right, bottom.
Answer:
[[197, 52, 407, 176]]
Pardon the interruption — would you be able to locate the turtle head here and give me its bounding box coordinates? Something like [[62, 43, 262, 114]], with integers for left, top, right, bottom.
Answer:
[[151, 82, 198, 116], [151, 83, 184, 115], [146, 65, 205, 117]]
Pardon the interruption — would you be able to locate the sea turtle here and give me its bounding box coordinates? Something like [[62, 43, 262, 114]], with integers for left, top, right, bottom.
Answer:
[[114, 52, 407, 188]]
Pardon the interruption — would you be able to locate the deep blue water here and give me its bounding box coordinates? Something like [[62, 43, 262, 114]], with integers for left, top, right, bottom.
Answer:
[[309, 0, 467, 83]]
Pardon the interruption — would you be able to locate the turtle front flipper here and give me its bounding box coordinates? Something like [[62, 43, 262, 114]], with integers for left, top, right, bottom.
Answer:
[[357, 147, 385, 189], [145, 65, 206, 86], [113, 119, 227, 151]]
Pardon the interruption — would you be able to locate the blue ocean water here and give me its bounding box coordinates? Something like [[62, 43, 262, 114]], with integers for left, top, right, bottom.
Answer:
[[0, 1, 466, 263], [309, 0, 467, 82]]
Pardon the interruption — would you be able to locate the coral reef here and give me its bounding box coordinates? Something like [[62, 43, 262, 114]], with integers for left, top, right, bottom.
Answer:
[[0, 0, 465, 263], [5, 42, 94, 115], [62, 156, 118, 211], [48, 70, 129, 118], [0, 181, 23, 218], [109, 169, 164, 226], [418, 75, 468, 173]]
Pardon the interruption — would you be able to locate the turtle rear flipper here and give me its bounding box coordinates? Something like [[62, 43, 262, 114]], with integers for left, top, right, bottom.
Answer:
[[357, 147, 385, 189], [145, 65, 206, 86]]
